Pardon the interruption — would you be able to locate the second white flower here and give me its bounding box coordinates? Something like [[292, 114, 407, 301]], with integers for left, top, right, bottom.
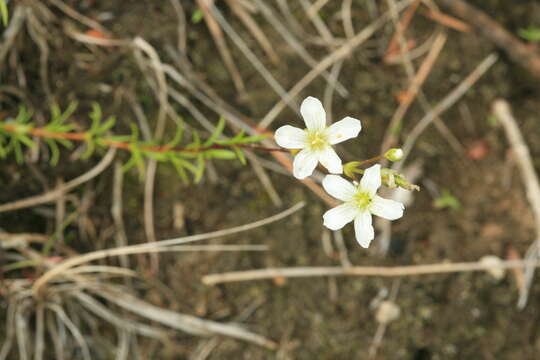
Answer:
[[322, 164, 404, 248]]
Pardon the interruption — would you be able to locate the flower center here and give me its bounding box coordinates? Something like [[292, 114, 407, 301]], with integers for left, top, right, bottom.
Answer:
[[305, 129, 328, 151], [352, 190, 372, 211]]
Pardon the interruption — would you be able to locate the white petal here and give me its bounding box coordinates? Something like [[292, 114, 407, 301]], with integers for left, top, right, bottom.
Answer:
[[326, 117, 362, 145], [318, 147, 342, 174], [323, 203, 358, 231], [360, 164, 381, 195], [370, 195, 404, 220], [354, 211, 374, 248], [274, 125, 307, 149], [300, 96, 326, 130], [292, 149, 319, 179], [322, 175, 356, 201]]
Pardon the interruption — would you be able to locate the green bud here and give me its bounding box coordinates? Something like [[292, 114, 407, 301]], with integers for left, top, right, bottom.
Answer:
[[384, 148, 404, 162], [343, 161, 361, 179]]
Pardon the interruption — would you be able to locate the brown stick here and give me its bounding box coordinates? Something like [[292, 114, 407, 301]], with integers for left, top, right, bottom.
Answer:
[[202, 260, 540, 285], [439, 0, 540, 80], [493, 99, 540, 309]]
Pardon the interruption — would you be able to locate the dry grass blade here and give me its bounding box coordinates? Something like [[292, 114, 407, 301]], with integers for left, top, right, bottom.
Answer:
[[0, 233, 49, 249], [112, 161, 130, 270], [396, 53, 498, 169], [25, 9, 52, 101], [299, 0, 335, 46], [0, 148, 116, 213], [34, 301, 45, 360], [197, 0, 247, 99], [440, 0, 540, 80], [96, 287, 277, 349], [381, 5, 462, 156], [47, 304, 91, 360], [64, 265, 138, 277], [15, 301, 29, 360], [47, 0, 110, 35], [134, 37, 173, 273], [306, 0, 331, 19], [116, 329, 130, 360], [341, 0, 354, 38], [252, 0, 349, 97], [493, 100, 540, 309], [63, 23, 130, 46], [383, 0, 420, 61], [421, 8, 471, 32], [245, 151, 283, 206], [45, 311, 65, 360], [226, 0, 280, 65], [0, 300, 17, 360], [208, 3, 298, 113], [73, 291, 165, 338], [162, 63, 253, 133], [202, 259, 540, 285], [169, 0, 187, 54], [258, 0, 413, 129], [323, 60, 344, 123], [32, 202, 304, 294], [0, 6, 27, 66]]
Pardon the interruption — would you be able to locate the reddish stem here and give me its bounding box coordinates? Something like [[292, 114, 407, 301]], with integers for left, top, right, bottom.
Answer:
[[1, 124, 289, 154]]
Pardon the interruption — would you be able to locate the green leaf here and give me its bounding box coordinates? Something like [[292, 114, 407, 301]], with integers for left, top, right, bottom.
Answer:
[[98, 116, 116, 134], [486, 114, 498, 127], [56, 138, 73, 149], [233, 134, 268, 144], [13, 141, 23, 164], [191, 8, 204, 24], [172, 157, 197, 174], [193, 155, 205, 183], [18, 134, 35, 148], [233, 146, 246, 165], [204, 149, 236, 160], [145, 150, 168, 162], [171, 158, 189, 184], [433, 189, 461, 211], [167, 122, 184, 147], [0, 0, 8, 27], [204, 117, 225, 146], [81, 140, 95, 159], [46, 139, 60, 166], [50, 101, 78, 127], [519, 26, 540, 42], [15, 106, 33, 124]]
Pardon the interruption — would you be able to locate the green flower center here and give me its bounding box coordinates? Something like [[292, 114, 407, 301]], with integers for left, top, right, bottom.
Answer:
[[306, 129, 328, 151], [352, 190, 372, 211]]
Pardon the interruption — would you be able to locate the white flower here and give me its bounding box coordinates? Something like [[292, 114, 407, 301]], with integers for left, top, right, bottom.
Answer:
[[274, 96, 361, 179], [322, 164, 404, 248]]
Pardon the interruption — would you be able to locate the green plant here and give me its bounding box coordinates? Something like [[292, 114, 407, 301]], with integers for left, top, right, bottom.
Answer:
[[0, 103, 271, 183]]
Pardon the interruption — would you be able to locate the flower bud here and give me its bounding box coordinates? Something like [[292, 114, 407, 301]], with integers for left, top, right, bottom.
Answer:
[[384, 148, 404, 162], [343, 161, 360, 179]]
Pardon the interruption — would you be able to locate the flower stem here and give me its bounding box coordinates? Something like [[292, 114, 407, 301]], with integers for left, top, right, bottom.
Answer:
[[354, 153, 385, 167], [0, 124, 289, 154]]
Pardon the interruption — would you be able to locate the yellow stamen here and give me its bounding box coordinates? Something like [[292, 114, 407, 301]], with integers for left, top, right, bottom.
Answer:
[[306, 129, 328, 151], [352, 190, 372, 211]]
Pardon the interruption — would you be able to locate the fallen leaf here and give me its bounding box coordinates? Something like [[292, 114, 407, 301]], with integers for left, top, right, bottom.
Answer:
[[467, 140, 489, 160], [85, 29, 108, 39]]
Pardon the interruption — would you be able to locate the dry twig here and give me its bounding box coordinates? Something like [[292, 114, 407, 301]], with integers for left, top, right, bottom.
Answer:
[[202, 259, 540, 285], [493, 100, 540, 309], [440, 0, 540, 80], [0, 148, 117, 213]]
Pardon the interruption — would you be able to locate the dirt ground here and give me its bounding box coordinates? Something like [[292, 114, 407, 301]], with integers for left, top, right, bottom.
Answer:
[[2, 0, 540, 359]]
